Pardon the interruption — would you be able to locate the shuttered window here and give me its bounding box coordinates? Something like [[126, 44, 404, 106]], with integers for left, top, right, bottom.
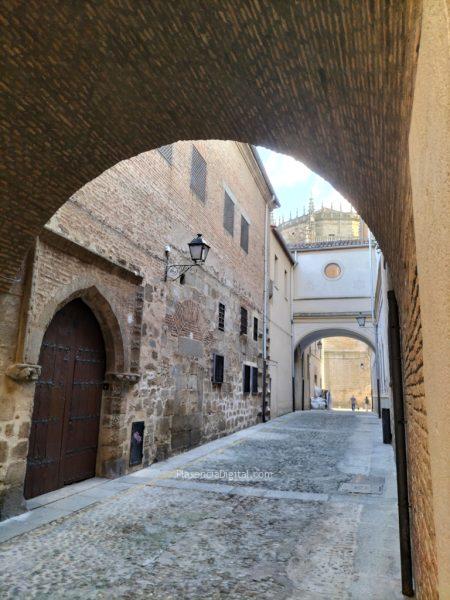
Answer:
[[212, 354, 224, 384], [251, 367, 259, 395], [218, 303, 225, 331], [240, 216, 249, 253], [223, 191, 235, 236], [157, 144, 173, 164], [243, 364, 251, 394], [240, 307, 248, 335], [253, 317, 258, 341], [190, 146, 207, 202]]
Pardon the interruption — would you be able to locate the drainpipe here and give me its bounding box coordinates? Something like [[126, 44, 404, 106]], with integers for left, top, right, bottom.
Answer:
[[369, 232, 381, 418], [261, 199, 270, 422], [387, 290, 414, 597], [291, 262, 295, 412], [301, 352, 305, 411]]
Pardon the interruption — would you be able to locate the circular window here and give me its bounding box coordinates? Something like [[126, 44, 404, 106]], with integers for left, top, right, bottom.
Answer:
[[324, 262, 342, 279]]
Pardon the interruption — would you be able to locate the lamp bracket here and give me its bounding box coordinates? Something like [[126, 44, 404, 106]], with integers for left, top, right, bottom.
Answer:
[[164, 263, 199, 282]]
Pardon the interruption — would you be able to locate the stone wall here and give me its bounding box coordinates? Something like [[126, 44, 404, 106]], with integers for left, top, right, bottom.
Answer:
[[0, 140, 269, 518], [322, 337, 372, 409]]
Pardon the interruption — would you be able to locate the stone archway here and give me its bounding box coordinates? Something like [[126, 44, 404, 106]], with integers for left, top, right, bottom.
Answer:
[[1, 1, 421, 289], [295, 328, 376, 353], [294, 329, 376, 413]]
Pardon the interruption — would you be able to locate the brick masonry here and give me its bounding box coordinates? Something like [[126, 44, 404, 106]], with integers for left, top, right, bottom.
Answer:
[[0, 3, 444, 597]]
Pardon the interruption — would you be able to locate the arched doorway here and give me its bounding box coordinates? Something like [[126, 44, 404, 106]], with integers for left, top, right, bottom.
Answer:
[[24, 299, 106, 499]]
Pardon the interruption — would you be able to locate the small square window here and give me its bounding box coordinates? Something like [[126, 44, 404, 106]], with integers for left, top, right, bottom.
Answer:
[[251, 367, 259, 395], [253, 317, 258, 341], [243, 364, 251, 394], [212, 354, 224, 384]]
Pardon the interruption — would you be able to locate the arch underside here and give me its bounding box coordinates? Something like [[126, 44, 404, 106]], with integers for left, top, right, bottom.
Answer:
[[296, 328, 376, 352], [1, 1, 421, 289]]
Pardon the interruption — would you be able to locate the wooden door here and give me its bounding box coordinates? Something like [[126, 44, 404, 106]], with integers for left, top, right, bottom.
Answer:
[[24, 299, 105, 499]]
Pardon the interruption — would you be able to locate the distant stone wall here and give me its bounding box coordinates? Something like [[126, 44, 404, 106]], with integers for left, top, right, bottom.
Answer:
[[322, 338, 372, 409]]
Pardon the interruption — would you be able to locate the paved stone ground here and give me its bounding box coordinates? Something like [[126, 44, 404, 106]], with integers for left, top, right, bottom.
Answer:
[[0, 411, 403, 599]]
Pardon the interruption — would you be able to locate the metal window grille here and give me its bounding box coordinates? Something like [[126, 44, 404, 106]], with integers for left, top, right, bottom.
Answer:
[[253, 317, 258, 341], [223, 191, 234, 236], [190, 146, 207, 202], [157, 144, 173, 164], [218, 302, 225, 331], [240, 307, 248, 335], [240, 215, 249, 252], [243, 364, 251, 394], [251, 367, 259, 395], [212, 354, 224, 384]]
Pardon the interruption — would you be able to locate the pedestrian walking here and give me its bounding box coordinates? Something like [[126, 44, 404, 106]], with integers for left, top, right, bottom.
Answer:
[[350, 395, 356, 411], [364, 396, 370, 412]]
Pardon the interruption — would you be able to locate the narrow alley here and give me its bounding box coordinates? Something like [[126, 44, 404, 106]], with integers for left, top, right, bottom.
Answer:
[[0, 411, 401, 599]]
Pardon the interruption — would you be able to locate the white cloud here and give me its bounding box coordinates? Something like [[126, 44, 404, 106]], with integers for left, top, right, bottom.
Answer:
[[260, 149, 310, 189]]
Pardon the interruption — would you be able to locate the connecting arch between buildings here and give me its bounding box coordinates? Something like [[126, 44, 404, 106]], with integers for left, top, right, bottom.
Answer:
[[295, 328, 376, 354]]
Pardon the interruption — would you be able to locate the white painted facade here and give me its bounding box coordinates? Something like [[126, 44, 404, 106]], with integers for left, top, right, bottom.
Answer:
[[268, 227, 294, 418], [292, 243, 376, 351]]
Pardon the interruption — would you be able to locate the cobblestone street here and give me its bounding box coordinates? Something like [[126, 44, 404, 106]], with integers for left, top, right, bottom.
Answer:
[[0, 411, 402, 599]]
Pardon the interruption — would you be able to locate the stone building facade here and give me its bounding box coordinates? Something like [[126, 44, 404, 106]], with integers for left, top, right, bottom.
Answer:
[[0, 141, 275, 518], [277, 200, 368, 245], [322, 337, 372, 409]]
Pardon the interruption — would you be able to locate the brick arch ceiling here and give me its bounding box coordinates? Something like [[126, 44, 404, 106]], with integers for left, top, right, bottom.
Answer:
[[2, 1, 421, 290]]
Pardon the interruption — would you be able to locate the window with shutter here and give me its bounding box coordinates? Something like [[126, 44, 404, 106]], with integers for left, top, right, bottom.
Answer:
[[223, 191, 235, 236], [251, 367, 259, 394], [212, 354, 224, 384], [190, 146, 207, 202], [157, 144, 173, 164], [243, 364, 251, 394], [253, 317, 258, 341], [240, 307, 248, 335], [218, 303, 225, 331], [240, 216, 249, 253]]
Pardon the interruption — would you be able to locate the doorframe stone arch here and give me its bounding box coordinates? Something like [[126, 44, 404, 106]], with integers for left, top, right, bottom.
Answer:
[[23, 281, 127, 376]]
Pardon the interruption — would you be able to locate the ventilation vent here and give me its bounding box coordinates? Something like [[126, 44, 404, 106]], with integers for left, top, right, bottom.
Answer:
[[157, 144, 173, 164], [223, 191, 235, 236], [190, 146, 207, 202], [240, 306, 248, 335], [240, 215, 249, 253], [218, 302, 225, 331]]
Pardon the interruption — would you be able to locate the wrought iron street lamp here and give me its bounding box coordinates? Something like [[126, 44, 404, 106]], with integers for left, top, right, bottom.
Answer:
[[164, 233, 210, 282]]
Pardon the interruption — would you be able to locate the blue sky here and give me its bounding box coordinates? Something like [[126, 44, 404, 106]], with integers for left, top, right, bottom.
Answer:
[[256, 146, 353, 223]]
